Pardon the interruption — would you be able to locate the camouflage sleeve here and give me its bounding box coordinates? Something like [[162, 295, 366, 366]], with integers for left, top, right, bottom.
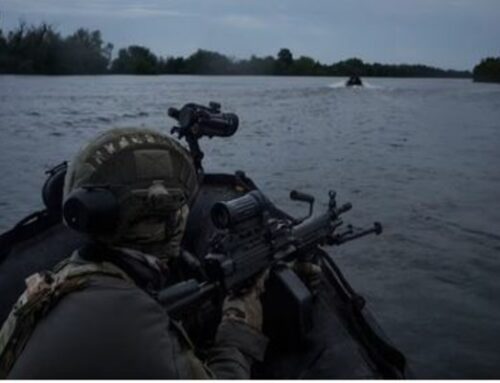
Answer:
[[205, 320, 269, 379]]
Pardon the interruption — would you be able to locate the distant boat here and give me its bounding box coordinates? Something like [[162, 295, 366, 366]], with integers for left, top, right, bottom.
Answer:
[[346, 75, 363, 87]]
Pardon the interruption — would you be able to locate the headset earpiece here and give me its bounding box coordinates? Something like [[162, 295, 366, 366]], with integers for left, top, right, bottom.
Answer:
[[63, 187, 119, 234]]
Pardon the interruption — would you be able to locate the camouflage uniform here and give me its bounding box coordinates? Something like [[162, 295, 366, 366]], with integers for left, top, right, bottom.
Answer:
[[0, 128, 268, 379]]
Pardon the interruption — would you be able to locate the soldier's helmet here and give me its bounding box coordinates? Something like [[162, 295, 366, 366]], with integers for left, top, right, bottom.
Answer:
[[63, 128, 198, 259]]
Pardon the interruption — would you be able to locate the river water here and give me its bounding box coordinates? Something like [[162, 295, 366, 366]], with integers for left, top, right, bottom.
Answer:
[[1, 75, 499, 378]]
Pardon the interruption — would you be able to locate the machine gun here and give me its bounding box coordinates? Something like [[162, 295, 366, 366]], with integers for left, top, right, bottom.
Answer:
[[163, 101, 384, 342], [158, 188, 382, 341]]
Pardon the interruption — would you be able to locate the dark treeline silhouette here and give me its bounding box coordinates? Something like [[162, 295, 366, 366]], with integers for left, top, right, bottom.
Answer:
[[0, 22, 112, 74], [0, 22, 471, 77], [473, 57, 500, 83]]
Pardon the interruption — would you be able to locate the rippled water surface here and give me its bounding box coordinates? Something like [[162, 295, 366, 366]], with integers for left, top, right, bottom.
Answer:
[[1, 75, 500, 378]]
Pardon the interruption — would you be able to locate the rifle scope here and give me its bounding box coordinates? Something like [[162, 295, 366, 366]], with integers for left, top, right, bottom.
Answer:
[[168, 102, 239, 138], [211, 190, 268, 229]]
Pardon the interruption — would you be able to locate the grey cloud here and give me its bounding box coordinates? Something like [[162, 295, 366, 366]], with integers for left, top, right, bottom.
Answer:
[[1, 0, 499, 69], [1, 0, 187, 18], [217, 15, 269, 30]]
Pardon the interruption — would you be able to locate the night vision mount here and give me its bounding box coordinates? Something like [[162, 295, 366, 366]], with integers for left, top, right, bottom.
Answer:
[[168, 102, 239, 172]]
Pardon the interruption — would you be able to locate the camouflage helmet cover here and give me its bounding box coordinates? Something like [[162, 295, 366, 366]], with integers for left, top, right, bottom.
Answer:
[[63, 127, 198, 248]]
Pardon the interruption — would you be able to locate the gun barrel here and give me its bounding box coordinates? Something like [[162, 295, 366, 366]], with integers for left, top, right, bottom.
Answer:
[[292, 212, 337, 252], [337, 203, 352, 215]]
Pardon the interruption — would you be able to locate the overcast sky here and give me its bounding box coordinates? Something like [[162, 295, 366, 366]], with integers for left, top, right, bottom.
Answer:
[[1, 0, 499, 70]]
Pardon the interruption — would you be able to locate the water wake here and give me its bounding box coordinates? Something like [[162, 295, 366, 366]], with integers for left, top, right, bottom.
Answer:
[[327, 80, 381, 89]]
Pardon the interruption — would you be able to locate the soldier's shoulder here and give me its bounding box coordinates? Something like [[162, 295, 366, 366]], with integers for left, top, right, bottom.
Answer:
[[8, 269, 178, 378]]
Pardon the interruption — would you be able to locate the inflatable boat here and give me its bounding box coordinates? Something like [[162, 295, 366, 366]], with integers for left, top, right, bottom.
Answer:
[[346, 75, 363, 87], [0, 102, 409, 378]]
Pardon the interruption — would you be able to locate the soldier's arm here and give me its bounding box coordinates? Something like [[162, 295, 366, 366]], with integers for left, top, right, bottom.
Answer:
[[205, 319, 268, 379], [204, 276, 269, 379]]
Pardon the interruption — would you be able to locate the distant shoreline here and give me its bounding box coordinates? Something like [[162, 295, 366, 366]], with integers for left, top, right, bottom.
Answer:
[[0, 73, 473, 79], [1, 23, 472, 78]]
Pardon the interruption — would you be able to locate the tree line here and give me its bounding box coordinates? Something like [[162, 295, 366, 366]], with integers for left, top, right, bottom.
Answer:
[[473, 57, 500, 83], [0, 22, 472, 77], [0, 23, 112, 74]]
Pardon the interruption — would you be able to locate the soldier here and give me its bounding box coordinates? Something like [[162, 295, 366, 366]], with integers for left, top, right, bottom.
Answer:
[[0, 128, 268, 379]]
